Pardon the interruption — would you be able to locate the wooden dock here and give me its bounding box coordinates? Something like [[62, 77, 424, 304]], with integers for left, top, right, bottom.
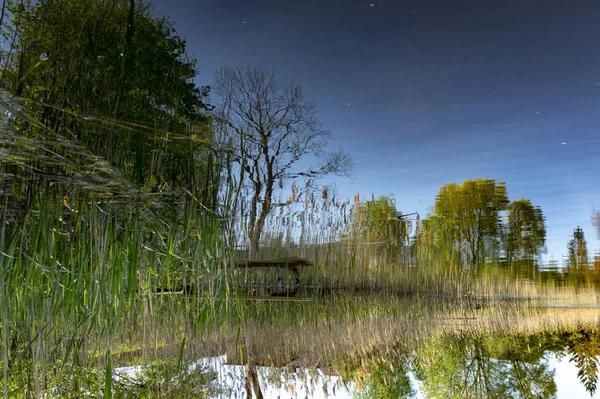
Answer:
[[241, 295, 313, 301], [235, 257, 313, 296], [146, 258, 314, 300], [234, 257, 313, 269]]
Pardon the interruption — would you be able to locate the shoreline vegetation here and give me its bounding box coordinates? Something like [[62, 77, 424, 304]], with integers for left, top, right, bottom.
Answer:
[[1, 1, 599, 397]]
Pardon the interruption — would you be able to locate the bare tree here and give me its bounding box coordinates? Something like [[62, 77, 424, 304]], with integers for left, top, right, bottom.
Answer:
[[213, 67, 352, 254]]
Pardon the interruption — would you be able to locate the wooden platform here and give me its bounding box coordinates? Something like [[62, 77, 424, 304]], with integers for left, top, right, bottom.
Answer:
[[241, 295, 313, 302], [235, 257, 313, 296], [234, 257, 313, 268]]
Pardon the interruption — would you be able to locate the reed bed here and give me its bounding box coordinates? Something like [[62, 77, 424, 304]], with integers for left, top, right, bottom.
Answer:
[[0, 90, 235, 397]]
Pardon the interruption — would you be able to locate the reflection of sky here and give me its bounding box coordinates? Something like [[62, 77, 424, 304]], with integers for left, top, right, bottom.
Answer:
[[154, 0, 600, 261], [553, 355, 600, 399], [123, 355, 355, 398], [412, 354, 600, 399], [115, 353, 599, 398]]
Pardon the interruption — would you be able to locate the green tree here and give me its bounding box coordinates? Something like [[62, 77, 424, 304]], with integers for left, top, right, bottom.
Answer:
[[413, 333, 557, 399], [1, 0, 211, 187], [354, 358, 415, 399], [353, 195, 406, 248], [484, 334, 556, 399], [504, 198, 546, 262], [567, 226, 589, 271], [429, 179, 509, 265]]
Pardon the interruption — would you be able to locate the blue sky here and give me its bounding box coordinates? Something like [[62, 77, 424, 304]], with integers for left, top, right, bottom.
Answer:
[[153, 0, 600, 261]]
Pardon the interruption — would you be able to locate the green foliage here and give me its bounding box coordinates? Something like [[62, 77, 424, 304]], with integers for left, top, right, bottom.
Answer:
[[531, 329, 600, 397], [1, 357, 224, 398], [113, 361, 226, 398], [0, 357, 101, 399], [567, 226, 589, 271], [1, 0, 212, 187], [332, 352, 414, 399], [0, 1, 229, 394], [0, 178, 229, 396], [424, 179, 546, 268], [354, 357, 415, 399], [413, 333, 557, 399], [353, 196, 406, 248], [4, 0, 209, 119], [428, 179, 509, 265], [557, 329, 600, 396], [504, 198, 546, 261], [412, 329, 600, 399], [570, 344, 599, 396]]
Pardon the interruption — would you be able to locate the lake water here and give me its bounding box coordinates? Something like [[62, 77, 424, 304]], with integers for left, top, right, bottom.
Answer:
[[2, 1, 600, 398]]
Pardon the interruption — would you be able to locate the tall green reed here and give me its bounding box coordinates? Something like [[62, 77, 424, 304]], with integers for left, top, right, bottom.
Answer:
[[0, 86, 235, 397]]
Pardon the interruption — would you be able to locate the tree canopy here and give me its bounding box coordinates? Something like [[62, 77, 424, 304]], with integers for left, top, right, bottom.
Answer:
[[567, 226, 589, 271], [353, 195, 406, 248], [426, 179, 546, 266], [504, 198, 546, 261], [429, 179, 509, 264], [1, 0, 211, 187], [413, 333, 556, 399]]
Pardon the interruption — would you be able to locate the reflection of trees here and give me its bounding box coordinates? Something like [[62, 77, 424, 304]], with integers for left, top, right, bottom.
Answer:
[[504, 199, 546, 263], [354, 357, 415, 399], [496, 329, 600, 397], [413, 334, 556, 399], [213, 66, 352, 255], [496, 359, 557, 399], [556, 330, 600, 396], [567, 227, 589, 272], [1, 357, 226, 399], [353, 196, 407, 249], [424, 179, 546, 268], [244, 358, 264, 399], [569, 341, 600, 396], [335, 352, 415, 399], [429, 179, 509, 265], [563, 227, 600, 286]]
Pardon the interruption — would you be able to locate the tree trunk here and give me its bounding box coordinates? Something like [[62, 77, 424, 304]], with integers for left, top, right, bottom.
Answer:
[[248, 180, 262, 258], [245, 359, 264, 399], [253, 177, 273, 258]]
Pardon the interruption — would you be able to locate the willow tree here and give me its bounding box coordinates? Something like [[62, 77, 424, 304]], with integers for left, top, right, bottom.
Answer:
[[430, 179, 509, 265], [213, 67, 352, 253]]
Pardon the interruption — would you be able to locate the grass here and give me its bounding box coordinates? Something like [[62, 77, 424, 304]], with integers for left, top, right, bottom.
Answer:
[[0, 90, 235, 397]]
